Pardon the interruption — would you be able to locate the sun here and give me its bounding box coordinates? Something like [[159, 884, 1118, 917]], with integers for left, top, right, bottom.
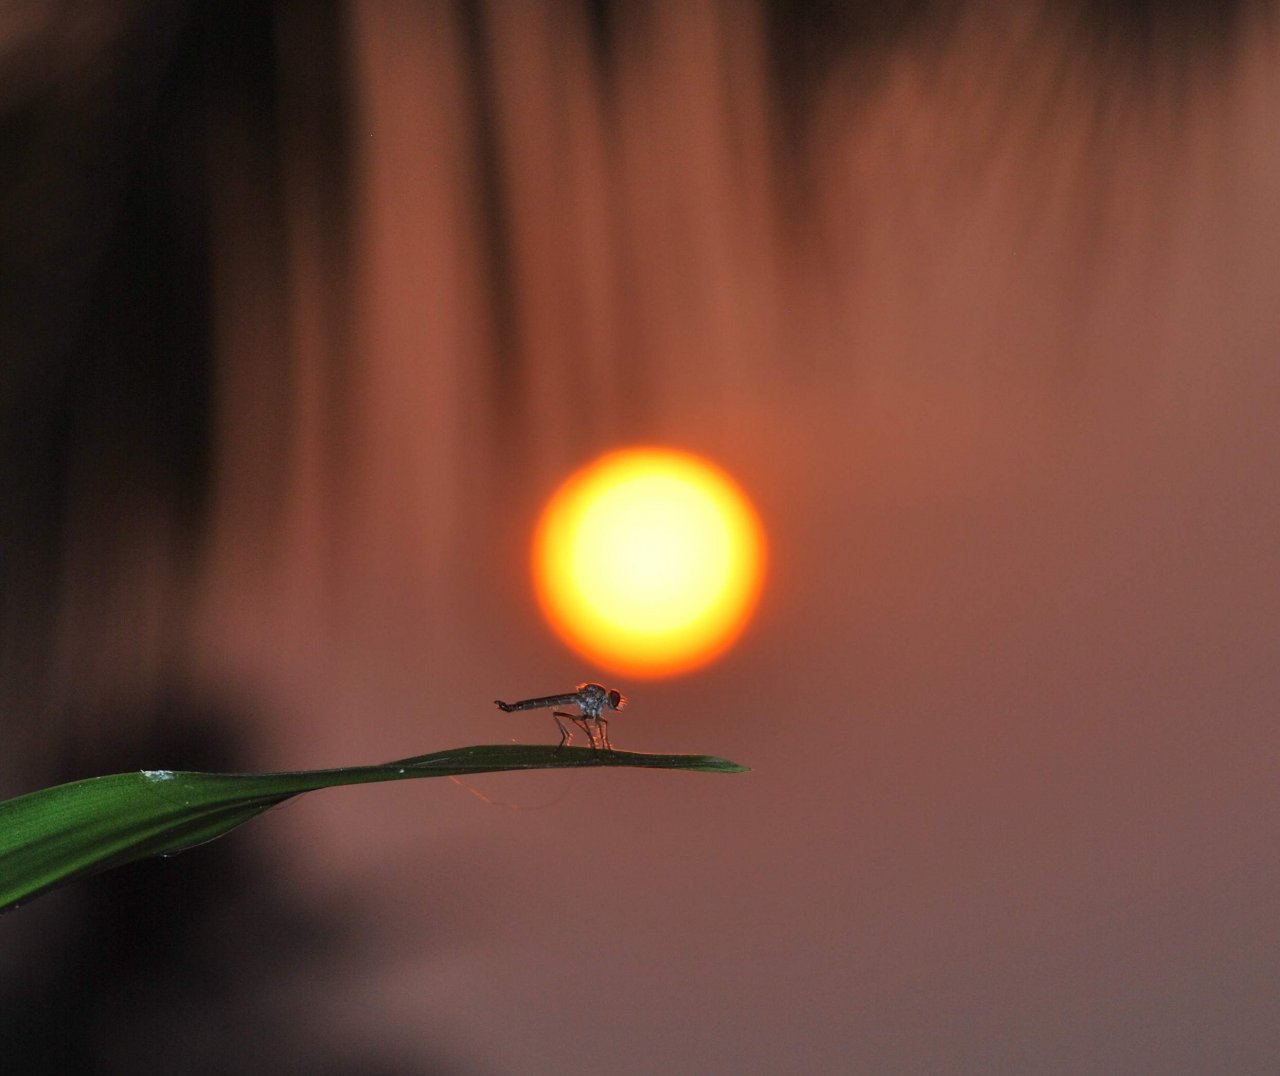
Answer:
[[533, 447, 766, 678]]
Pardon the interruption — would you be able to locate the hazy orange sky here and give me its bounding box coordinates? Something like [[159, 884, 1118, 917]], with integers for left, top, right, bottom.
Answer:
[[5, 2, 1279, 1073]]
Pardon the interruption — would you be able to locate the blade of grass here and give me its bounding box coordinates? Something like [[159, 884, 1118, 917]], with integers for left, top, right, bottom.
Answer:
[[0, 744, 747, 913]]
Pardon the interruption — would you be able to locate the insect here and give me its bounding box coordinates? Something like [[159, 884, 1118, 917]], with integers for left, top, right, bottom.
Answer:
[[494, 682, 627, 751]]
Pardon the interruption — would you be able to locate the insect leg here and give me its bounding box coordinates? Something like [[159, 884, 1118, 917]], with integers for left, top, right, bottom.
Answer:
[[598, 715, 613, 752], [552, 712, 575, 750], [572, 716, 598, 752]]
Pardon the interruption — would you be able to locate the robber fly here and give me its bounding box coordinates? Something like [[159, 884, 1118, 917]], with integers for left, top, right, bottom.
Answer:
[[494, 682, 627, 751]]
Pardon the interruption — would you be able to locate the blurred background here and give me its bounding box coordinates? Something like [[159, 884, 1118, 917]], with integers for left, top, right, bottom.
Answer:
[[2, 1, 1279, 1072]]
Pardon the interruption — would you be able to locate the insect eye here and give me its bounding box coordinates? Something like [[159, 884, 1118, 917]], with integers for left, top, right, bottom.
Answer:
[[608, 690, 624, 709]]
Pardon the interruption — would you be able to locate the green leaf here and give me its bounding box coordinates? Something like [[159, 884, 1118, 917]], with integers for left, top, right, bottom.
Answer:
[[0, 744, 747, 913]]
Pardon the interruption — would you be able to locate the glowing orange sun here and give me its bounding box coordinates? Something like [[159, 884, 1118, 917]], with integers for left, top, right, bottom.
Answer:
[[533, 447, 766, 679]]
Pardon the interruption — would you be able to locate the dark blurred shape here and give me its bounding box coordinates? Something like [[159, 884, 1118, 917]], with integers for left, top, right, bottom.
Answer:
[[0, 0, 359, 760], [0, 0, 200, 756], [1071, 0, 1267, 62], [0, 0, 220, 759], [454, 0, 521, 386], [764, 0, 946, 113], [762, 0, 1264, 139], [582, 0, 619, 64]]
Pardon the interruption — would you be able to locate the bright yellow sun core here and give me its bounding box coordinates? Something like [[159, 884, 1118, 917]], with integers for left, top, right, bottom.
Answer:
[[533, 447, 765, 678]]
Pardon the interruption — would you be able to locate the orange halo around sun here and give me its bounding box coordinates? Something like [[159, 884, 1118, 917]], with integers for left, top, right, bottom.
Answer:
[[532, 447, 766, 679]]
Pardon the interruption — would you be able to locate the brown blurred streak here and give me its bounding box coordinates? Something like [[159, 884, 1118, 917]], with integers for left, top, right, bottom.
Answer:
[[201, 1, 359, 647]]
